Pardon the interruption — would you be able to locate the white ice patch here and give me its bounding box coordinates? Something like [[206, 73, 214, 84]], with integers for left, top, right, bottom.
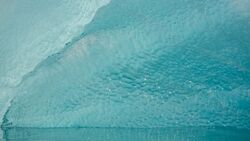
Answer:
[[0, 0, 111, 138]]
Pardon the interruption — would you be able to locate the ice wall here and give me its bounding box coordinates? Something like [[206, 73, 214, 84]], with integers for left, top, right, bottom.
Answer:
[[0, 0, 110, 129], [1, 0, 250, 129]]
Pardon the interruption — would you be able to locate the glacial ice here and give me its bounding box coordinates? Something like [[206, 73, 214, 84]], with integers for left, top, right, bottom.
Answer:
[[1, 0, 250, 130], [0, 0, 110, 128]]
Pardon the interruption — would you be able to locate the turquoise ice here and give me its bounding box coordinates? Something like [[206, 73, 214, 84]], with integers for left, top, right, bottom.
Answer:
[[0, 0, 250, 139]]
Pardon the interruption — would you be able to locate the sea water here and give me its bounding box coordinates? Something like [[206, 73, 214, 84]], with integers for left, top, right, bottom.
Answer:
[[2, 127, 250, 141]]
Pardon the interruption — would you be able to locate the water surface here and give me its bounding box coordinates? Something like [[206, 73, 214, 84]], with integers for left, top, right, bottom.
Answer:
[[3, 127, 250, 141]]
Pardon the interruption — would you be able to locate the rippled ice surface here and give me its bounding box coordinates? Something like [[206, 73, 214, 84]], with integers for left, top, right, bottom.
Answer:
[[0, 0, 250, 140]]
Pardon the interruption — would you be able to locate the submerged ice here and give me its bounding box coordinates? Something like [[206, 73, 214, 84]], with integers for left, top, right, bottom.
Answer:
[[1, 0, 250, 129]]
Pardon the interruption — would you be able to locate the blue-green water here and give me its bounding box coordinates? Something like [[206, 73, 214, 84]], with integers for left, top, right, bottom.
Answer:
[[0, 0, 250, 140], [2, 127, 250, 141]]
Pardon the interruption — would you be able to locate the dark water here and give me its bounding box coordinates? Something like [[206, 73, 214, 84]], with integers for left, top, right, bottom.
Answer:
[[2, 127, 250, 141]]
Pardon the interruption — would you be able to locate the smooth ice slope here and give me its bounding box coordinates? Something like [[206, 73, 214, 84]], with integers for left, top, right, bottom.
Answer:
[[1, 0, 250, 129], [0, 0, 110, 128]]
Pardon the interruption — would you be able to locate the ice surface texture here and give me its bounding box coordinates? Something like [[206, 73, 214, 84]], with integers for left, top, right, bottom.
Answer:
[[0, 0, 110, 127], [1, 0, 250, 129]]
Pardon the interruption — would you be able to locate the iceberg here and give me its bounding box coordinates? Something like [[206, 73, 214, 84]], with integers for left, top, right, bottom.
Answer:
[[1, 0, 250, 135], [0, 0, 110, 135]]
